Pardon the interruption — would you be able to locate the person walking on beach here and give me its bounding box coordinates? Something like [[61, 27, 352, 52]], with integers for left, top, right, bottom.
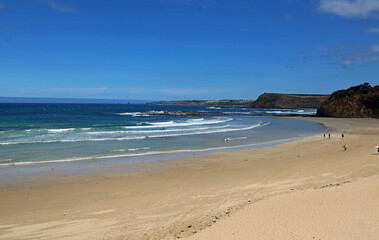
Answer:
[[343, 144, 348, 151], [323, 133, 325, 138], [342, 133, 344, 139], [328, 133, 330, 139]]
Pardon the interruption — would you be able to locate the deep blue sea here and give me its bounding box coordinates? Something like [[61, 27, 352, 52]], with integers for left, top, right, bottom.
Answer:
[[0, 104, 324, 168]]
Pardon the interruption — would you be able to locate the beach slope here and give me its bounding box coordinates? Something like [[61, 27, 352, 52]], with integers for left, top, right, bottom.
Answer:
[[0, 117, 378, 240]]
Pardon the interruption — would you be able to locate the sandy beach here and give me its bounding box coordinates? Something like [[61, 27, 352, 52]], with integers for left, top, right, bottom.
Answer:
[[0, 117, 378, 240]]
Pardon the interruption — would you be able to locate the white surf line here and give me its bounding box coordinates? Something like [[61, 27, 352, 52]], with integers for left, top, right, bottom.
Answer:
[[122, 117, 233, 129], [84, 124, 230, 135], [0, 121, 269, 146], [0, 135, 311, 168]]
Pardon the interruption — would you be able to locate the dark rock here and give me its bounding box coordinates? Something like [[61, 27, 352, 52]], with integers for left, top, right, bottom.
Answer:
[[249, 93, 329, 109], [317, 83, 379, 118]]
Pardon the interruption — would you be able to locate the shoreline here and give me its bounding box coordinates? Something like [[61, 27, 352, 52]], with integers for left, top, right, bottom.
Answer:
[[0, 116, 325, 183], [0, 117, 378, 239], [0, 136, 308, 179]]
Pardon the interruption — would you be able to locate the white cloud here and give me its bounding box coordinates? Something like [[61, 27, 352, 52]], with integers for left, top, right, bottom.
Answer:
[[307, 44, 379, 69], [284, 13, 292, 20], [319, 0, 379, 18], [162, 0, 212, 15], [342, 59, 353, 65], [25, 87, 143, 96], [331, 59, 354, 68], [157, 87, 243, 95], [45, 0, 75, 13], [18, 86, 244, 99], [372, 44, 379, 52], [367, 27, 379, 33]]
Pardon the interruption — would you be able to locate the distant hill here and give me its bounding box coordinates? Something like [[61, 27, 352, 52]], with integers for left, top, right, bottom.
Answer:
[[149, 94, 329, 108], [249, 93, 329, 109], [148, 99, 254, 106], [0, 97, 148, 104], [317, 83, 379, 118]]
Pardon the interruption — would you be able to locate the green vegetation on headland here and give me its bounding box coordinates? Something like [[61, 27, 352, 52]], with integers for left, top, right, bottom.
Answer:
[[148, 94, 329, 109], [317, 83, 379, 118], [248, 93, 329, 109], [148, 83, 379, 118]]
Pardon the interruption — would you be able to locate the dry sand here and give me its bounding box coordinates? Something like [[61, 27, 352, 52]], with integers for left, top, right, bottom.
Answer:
[[186, 171, 379, 240], [0, 117, 378, 240]]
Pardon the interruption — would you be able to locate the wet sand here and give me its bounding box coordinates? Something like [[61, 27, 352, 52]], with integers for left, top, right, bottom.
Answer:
[[0, 117, 378, 240]]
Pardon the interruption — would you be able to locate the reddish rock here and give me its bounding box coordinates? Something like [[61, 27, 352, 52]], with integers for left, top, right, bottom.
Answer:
[[317, 83, 379, 118]]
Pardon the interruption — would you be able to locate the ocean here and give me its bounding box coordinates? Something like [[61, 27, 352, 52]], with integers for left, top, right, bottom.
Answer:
[[0, 103, 324, 168]]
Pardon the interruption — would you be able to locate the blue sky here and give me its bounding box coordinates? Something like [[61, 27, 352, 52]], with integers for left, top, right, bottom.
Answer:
[[0, 0, 379, 100]]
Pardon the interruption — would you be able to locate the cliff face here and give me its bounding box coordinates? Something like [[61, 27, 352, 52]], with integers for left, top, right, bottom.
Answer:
[[249, 93, 329, 109], [317, 83, 379, 118]]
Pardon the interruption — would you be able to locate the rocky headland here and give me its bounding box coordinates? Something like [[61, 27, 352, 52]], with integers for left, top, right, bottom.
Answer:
[[317, 83, 379, 118], [148, 94, 329, 109], [147, 85, 379, 117], [249, 93, 329, 109]]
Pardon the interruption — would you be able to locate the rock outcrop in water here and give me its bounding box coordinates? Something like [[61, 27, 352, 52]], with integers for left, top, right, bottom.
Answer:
[[249, 93, 329, 109], [147, 100, 254, 106], [316, 83, 379, 118]]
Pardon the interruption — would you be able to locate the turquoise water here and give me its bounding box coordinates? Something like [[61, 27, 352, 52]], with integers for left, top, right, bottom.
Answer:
[[0, 104, 324, 167]]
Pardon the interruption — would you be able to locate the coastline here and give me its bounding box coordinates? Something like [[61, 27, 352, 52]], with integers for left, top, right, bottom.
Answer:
[[0, 136, 314, 183], [185, 117, 379, 240], [0, 117, 378, 239], [0, 116, 324, 182]]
